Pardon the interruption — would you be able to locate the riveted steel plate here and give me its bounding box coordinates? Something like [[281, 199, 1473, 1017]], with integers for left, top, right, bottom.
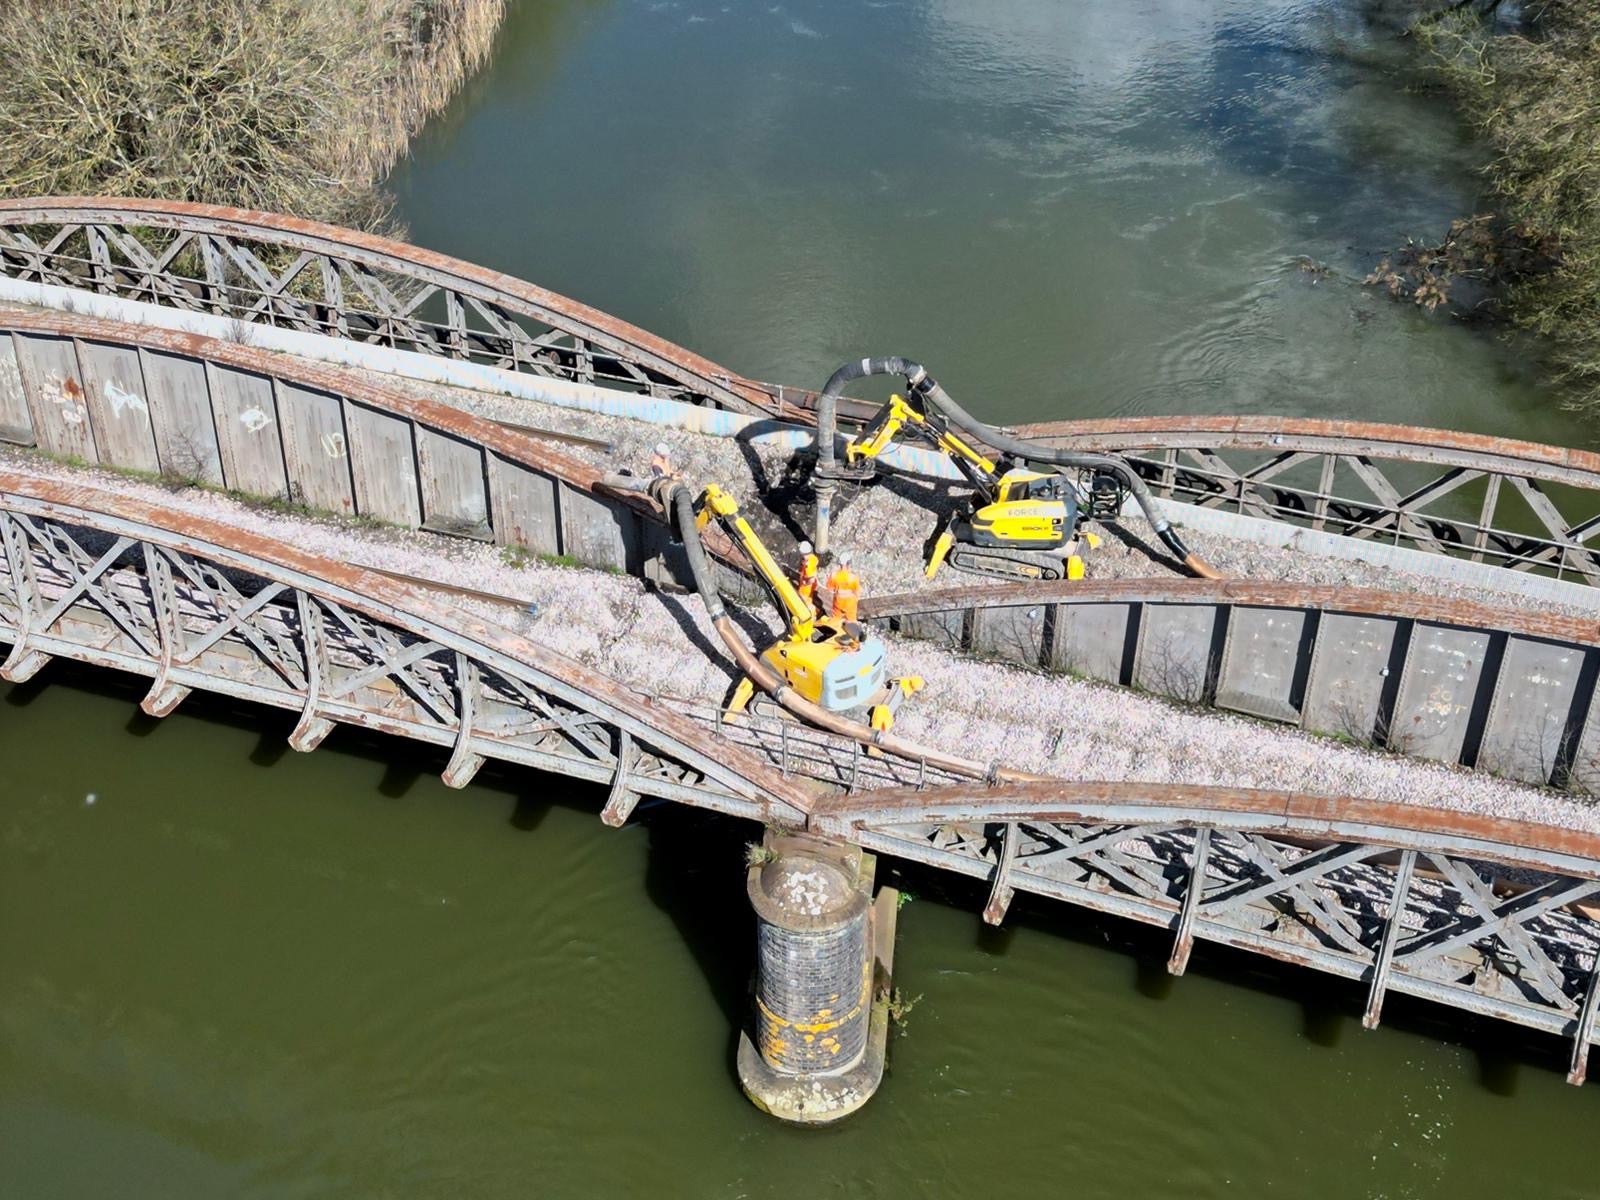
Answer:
[[1216, 605, 1308, 723], [972, 603, 1048, 666], [208, 364, 288, 499], [1133, 604, 1219, 703], [276, 383, 354, 514], [487, 454, 558, 555], [1477, 637, 1587, 784], [1390, 623, 1491, 762], [76, 339, 159, 472], [345, 403, 422, 528], [1050, 602, 1133, 683], [141, 349, 223, 486], [15, 333, 96, 462], [416, 426, 490, 540], [0, 334, 34, 445], [1303, 613, 1399, 742]]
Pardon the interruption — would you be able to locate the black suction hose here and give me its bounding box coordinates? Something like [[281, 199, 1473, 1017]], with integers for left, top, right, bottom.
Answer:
[[601, 471, 1034, 782], [812, 358, 1219, 578]]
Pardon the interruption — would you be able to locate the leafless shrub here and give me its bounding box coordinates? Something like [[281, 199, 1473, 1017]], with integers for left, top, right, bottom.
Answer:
[[0, 0, 507, 231], [159, 426, 216, 490]]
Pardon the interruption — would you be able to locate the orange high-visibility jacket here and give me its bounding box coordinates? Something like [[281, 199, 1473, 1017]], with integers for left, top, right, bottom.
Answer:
[[826, 565, 860, 621]]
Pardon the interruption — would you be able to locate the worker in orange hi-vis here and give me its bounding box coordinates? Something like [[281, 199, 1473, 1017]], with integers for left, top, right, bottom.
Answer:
[[795, 540, 819, 614], [825, 550, 861, 623]]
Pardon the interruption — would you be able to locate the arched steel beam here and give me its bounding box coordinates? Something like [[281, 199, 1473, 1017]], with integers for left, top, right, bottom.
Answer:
[[0, 196, 771, 415], [810, 779, 1600, 1079], [0, 467, 815, 824]]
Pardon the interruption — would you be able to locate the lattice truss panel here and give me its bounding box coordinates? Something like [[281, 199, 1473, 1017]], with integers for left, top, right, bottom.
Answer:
[[0, 508, 796, 820], [1123, 444, 1600, 583], [862, 817, 1600, 1082], [0, 219, 709, 404]]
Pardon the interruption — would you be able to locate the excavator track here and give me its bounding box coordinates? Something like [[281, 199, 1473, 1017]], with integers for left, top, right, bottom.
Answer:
[[946, 544, 1070, 582]]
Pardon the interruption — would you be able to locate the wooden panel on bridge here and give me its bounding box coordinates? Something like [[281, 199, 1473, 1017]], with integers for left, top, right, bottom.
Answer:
[[75, 339, 161, 474], [1478, 637, 1589, 785], [345, 402, 423, 528], [276, 382, 355, 514], [14, 333, 97, 463], [1050, 602, 1131, 683], [1216, 605, 1308, 724], [416, 427, 491, 540], [141, 349, 224, 487], [487, 453, 560, 555], [0, 334, 33, 445], [1390, 623, 1492, 762], [209, 364, 289, 499]]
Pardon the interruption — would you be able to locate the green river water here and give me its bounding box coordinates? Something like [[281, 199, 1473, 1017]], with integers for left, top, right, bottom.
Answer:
[[6, 1, 1600, 1196]]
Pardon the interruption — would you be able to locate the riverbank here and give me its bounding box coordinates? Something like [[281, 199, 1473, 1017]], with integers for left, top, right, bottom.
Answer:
[[1375, 2, 1600, 407], [0, 0, 506, 231]]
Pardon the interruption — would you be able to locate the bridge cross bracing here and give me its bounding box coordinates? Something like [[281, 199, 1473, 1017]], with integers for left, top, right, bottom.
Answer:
[[5, 198, 1600, 1081]]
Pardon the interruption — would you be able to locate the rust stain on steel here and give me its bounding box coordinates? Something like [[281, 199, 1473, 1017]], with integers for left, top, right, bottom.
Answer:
[[725, 378, 1600, 488], [0, 196, 771, 415], [1011, 414, 1600, 486], [0, 308, 748, 575], [0, 464, 816, 817], [862, 578, 1600, 646], [810, 780, 1600, 877]]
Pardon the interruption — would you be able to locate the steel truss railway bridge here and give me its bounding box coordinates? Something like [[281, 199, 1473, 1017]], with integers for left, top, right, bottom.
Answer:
[[6, 197, 1600, 1106]]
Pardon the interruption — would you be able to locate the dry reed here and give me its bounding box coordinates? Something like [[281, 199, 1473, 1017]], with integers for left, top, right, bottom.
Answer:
[[0, 0, 506, 230]]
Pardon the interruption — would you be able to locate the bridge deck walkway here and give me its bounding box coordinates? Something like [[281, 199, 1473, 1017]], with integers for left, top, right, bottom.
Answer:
[[2, 445, 1583, 837]]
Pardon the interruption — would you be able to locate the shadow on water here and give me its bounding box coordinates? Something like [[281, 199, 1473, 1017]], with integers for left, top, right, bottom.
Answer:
[[876, 847, 1572, 1093], [640, 804, 759, 1087], [3, 662, 1574, 1096]]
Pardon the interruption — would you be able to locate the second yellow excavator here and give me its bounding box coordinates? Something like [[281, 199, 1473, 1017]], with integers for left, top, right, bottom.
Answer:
[[692, 484, 922, 731], [845, 392, 1109, 581]]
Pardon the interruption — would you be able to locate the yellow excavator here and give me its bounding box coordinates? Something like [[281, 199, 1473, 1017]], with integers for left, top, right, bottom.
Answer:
[[844, 392, 1108, 582], [692, 484, 922, 731]]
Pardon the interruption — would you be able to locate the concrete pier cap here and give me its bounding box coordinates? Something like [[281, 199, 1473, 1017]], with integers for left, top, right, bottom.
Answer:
[[738, 831, 896, 1124]]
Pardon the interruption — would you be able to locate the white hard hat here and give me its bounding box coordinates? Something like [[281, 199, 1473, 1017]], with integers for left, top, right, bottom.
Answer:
[[653, 442, 670, 456], [837, 550, 853, 566], [798, 540, 813, 554]]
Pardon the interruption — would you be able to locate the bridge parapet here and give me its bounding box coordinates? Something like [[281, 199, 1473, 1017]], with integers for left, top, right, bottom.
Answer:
[[814, 781, 1600, 1084], [864, 578, 1600, 789], [0, 196, 771, 415], [0, 468, 813, 824], [3, 197, 1599, 588]]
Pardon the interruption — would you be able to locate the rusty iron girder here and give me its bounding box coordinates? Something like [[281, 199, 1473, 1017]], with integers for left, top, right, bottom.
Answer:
[[0, 196, 772, 416], [810, 781, 1600, 1083], [0, 467, 815, 823]]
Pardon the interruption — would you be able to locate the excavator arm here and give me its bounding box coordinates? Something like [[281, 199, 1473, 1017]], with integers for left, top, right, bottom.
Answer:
[[845, 393, 1002, 496], [694, 484, 816, 641]]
